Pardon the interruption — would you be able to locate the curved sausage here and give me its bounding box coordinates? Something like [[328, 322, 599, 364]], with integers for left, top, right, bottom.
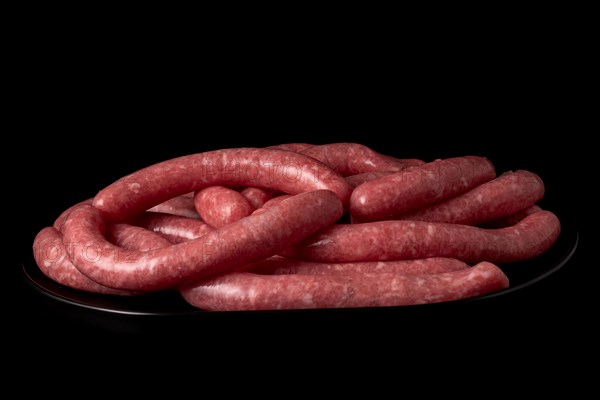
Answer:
[[62, 190, 344, 291], [180, 261, 509, 311], [148, 195, 200, 219], [396, 170, 544, 225], [301, 143, 424, 176], [350, 156, 496, 222], [244, 257, 469, 275], [93, 148, 352, 222], [194, 186, 255, 228], [132, 212, 215, 244], [33, 227, 138, 295], [284, 211, 560, 264]]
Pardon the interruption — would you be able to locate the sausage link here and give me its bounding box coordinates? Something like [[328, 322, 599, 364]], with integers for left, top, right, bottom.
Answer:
[[194, 186, 255, 228], [396, 170, 544, 225], [93, 148, 352, 222], [63, 190, 344, 291], [32, 227, 138, 295], [180, 261, 509, 311], [239, 187, 274, 208], [284, 211, 560, 264], [350, 156, 496, 222]]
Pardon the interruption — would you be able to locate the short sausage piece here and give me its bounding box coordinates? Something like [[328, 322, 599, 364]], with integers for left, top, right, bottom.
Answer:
[[93, 148, 352, 222], [180, 261, 509, 311], [350, 156, 496, 222], [284, 211, 561, 264], [63, 190, 344, 291], [194, 186, 255, 228]]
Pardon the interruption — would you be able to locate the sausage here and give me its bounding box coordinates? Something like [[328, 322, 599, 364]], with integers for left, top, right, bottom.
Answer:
[[300, 143, 424, 176], [106, 223, 172, 251], [148, 195, 200, 219], [62, 190, 344, 291], [244, 257, 469, 275], [239, 187, 274, 208], [194, 186, 255, 228], [395, 170, 545, 225], [284, 210, 561, 264], [180, 261, 509, 311], [350, 156, 496, 222], [32, 227, 138, 295], [93, 148, 352, 222], [131, 212, 215, 244]]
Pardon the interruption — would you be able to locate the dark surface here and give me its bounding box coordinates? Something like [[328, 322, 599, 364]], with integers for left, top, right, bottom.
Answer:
[[13, 48, 589, 362]]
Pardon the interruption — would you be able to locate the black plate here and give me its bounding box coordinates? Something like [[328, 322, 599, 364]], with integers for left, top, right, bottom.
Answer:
[[21, 215, 579, 316]]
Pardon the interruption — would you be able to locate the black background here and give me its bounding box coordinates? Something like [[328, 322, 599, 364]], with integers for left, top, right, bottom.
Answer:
[[12, 29, 589, 366]]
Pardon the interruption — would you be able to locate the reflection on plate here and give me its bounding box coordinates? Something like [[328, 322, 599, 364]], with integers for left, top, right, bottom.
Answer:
[[22, 218, 578, 316]]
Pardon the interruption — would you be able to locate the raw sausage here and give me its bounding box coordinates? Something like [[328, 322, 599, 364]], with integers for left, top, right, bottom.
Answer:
[[93, 148, 352, 222], [396, 170, 544, 225], [350, 156, 496, 222], [484, 205, 543, 228], [33, 227, 138, 295], [194, 186, 255, 228], [62, 190, 344, 291], [284, 211, 561, 264], [180, 261, 509, 311]]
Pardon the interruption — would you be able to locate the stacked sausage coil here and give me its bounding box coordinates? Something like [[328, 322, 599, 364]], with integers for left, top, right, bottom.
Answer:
[[32, 143, 561, 311]]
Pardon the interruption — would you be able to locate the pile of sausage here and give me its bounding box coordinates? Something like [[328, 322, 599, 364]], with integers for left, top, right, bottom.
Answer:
[[32, 143, 561, 311]]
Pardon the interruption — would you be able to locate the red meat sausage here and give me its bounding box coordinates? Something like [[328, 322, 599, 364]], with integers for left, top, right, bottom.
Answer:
[[284, 211, 561, 264], [396, 170, 545, 225], [301, 143, 424, 176], [350, 156, 496, 222], [33, 227, 138, 295], [62, 190, 343, 291], [132, 212, 215, 244], [93, 148, 352, 222], [244, 257, 469, 275], [180, 261, 509, 311], [194, 186, 255, 228]]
